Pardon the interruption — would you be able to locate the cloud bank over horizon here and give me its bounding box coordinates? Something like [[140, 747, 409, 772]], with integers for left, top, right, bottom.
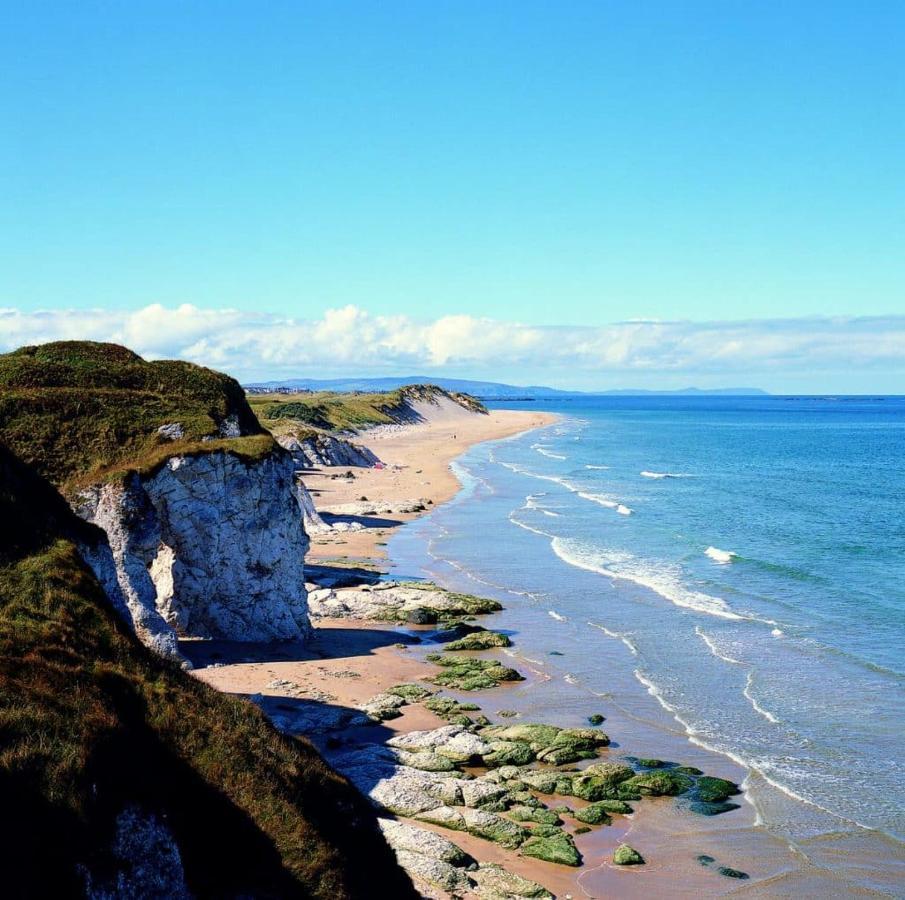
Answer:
[[2, 304, 904, 392]]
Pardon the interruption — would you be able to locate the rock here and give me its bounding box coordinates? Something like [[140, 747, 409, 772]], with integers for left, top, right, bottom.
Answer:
[[277, 433, 380, 469], [77, 450, 311, 649], [388, 724, 491, 763], [718, 867, 750, 879], [156, 422, 184, 441], [386, 683, 435, 702], [520, 770, 563, 795], [460, 781, 510, 810], [696, 854, 715, 866], [407, 607, 438, 625], [395, 750, 458, 773], [508, 806, 562, 825], [580, 761, 635, 785], [418, 806, 529, 849], [570, 775, 621, 802], [622, 770, 694, 797], [484, 740, 536, 768], [694, 776, 740, 802], [480, 723, 609, 764], [674, 765, 704, 775], [443, 630, 512, 651], [588, 713, 605, 725], [520, 830, 582, 867], [360, 692, 407, 720], [424, 696, 482, 721], [378, 818, 469, 865], [306, 581, 502, 624], [636, 758, 665, 768], [613, 844, 645, 866], [470, 863, 553, 899], [429, 657, 524, 691], [574, 826, 592, 835], [586, 798, 633, 815], [572, 803, 613, 825], [394, 849, 472, 893]]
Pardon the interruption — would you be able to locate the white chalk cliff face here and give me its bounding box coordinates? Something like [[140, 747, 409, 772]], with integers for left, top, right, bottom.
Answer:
[[76, 448, 310, 657]]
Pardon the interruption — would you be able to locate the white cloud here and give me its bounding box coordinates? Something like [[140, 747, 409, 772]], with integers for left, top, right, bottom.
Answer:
[[1, 304, 904, 387]]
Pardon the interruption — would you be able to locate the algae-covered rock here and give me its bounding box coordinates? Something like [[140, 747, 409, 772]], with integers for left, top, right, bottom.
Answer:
[[360, 691, 407, 720], [387, 724, 491, 763], [520, 830, 582, 867], [460, 808, 529, 849], [570, 775, 617, 802], [636, 758, 665, 768], [697, 854, 715, 866], [520, 770, 561, 794], [572, 803, 613, 825], [613, 843, 645, 865], [587, 798, 633, 815], [378, 818, 469, 865], [482, 723, 562, 748], [574, 825, 592, 835], [471, 863, 553, 899], [508, 806, 562, 826], [588, 713, 605, 725], [484, 740, 536, 767], [694, 776, 740, 802], [444, 630, 512, 651], [429, 657, 524, 691], [394, 750, 458, 772], [622, 770, 693, 796], [580, 761, 635, 786], [386, 682, 435, 702], [460, 780, 509, 810], [674, 765, 704, 776], [424, 696, 482, 720]]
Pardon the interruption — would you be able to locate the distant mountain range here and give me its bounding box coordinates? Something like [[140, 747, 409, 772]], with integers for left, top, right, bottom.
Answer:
[[244, 375, 768, 399]]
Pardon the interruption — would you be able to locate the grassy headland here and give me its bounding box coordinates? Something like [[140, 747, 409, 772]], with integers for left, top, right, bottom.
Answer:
[[0, 341, 275, 492]]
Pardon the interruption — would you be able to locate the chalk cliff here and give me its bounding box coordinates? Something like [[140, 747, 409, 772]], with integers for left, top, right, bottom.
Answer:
[[0, 341, 311, 657]]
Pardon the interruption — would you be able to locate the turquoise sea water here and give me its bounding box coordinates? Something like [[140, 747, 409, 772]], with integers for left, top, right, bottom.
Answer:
[[390, 395, 905, 857]]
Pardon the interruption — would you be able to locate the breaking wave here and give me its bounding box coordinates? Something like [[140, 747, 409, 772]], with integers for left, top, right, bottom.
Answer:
[[705, 546, 737, 564]]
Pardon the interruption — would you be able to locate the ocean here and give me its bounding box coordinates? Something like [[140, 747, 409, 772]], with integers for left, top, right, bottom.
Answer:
[[388, 394, 905, 891]]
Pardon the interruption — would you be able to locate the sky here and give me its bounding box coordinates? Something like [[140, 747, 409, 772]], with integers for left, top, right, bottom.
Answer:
[[2, 1, 903, 391]]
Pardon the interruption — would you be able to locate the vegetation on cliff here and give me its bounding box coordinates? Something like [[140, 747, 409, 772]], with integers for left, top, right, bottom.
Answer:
[[0, 444, 416, 898], [0, 341, 274, 492]]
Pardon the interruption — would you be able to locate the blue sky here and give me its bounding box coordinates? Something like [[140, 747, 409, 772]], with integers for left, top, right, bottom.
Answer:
[[2, 2, 903, 389]]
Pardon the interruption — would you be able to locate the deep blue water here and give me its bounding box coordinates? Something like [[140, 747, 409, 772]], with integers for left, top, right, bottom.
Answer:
[[391, 395, 905, 843]]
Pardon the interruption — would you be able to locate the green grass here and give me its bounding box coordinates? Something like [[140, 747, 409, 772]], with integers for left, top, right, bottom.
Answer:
[[250, 384, 487, 435], [0, 341, 273, 492], [0, 444, 416, 898]]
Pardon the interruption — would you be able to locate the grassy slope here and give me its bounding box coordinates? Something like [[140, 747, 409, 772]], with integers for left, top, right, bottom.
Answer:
[[0, 444, 416, 899], [0, 341, 275, 492], [250, 383, 488, 437]]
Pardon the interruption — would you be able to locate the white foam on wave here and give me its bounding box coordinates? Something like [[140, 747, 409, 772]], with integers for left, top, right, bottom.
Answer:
[[705, 546, 737, 564], [524, 494, 563, 517], [588, 621, 639, 655], [772, 628, 785, 637], [564, 673, 579, 685], [641, 470, 693, 479], [585, 464, 610, 470], [500, 461, 633, 517], [577, 491, 634, 515], [532, 443, 567, 461], [548, 609, 566, 621], [509, 516, 554, 539], [552, 537, 744, 620], [694, 626, 742, 665], [744, 672, 780, 724]]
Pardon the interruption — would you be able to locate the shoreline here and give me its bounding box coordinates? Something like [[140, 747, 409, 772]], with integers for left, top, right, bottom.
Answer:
[[192, 408, 899, 897]]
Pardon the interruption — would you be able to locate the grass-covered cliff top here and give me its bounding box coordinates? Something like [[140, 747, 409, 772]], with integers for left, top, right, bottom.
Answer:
[[0, 341, 275, 492], [250, 383, 487, 436], [0, 444, 416, 898]]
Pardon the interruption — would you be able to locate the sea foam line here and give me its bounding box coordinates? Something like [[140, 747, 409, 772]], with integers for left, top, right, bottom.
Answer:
[[641, 470, 694, 479], [744, 672, 780, 724], [577, 491, 633, 515], [552, 537, 744, 621], [532, 443, 567, 460], [588, 621, 639, 655], [694, 626, 742, 665]]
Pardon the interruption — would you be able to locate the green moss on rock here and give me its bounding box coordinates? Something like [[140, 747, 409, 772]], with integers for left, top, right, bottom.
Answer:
[[622, 771, 693, 797], [520, 831, 582, 867], [443, 630, 512, 651], [613, 844, 645, 866]]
